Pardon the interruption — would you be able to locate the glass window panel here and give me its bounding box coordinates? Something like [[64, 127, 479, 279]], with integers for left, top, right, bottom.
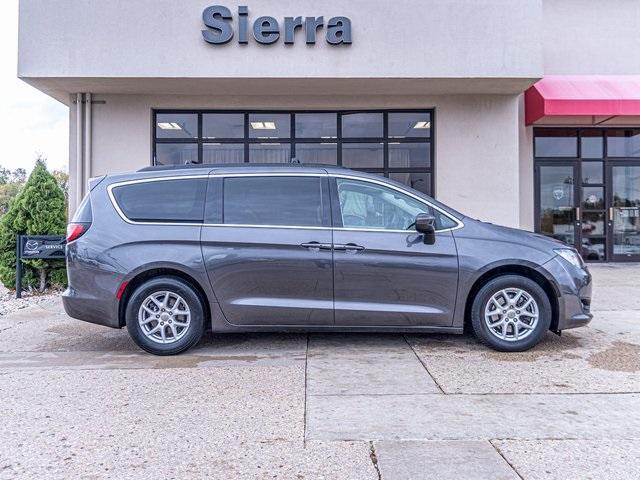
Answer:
[[342, 113, 383, 138], [581, 212, 605, 236], [607, 130, 640, 157], [113, 179, 207, 222], [388, 143, 431, 169], [249, 114, 290, 139], [202, 144, 245, 164], [223, 176, 325, 227], [388, 172, 431, 196], [336, 178, 451, 230], [202, 113, 244, 139], [538, 165, 575, 245], [249, 143, 291, 163], [388, 112, 431, 138], [534, 129, 577, 157], [612, 165, 640, 257], [582, 186, 604, 210], [156, 113, 198, 139], [155, 143, 198, 165], [295, 143, 337, 165], [580, 131, 603, 158], [295, 113, 337, 139], [581, 237, 606, 261], [581, 162, 603, 184], [342, 143, 383, 169]]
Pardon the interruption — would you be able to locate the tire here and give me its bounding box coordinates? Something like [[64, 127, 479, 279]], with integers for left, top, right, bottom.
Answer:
[[125, 276, 205, 355], [470, 275, 551, 352]]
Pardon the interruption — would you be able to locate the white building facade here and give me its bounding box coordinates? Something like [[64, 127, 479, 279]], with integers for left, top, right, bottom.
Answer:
[[17, 0, 640, 262]]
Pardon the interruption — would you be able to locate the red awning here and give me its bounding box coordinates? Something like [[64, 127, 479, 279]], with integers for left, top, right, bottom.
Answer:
[[525, 76, 640, 125]]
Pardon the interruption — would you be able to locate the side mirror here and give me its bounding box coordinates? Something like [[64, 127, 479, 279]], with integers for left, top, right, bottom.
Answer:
[[415, 213, 436, 245]]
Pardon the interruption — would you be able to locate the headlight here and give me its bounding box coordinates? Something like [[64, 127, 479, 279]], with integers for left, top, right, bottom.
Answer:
[[554, 248, 584, 269]]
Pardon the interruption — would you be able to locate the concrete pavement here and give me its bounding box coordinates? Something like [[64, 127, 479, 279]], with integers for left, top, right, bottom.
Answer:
[[0, 264, 639, 479]]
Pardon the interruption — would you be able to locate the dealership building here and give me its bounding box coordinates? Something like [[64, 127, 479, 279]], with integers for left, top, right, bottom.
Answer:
[[17, 0, 640, 262]]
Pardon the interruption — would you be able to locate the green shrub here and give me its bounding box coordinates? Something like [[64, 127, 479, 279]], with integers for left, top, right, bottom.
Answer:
[[0, 158, 67, 291]]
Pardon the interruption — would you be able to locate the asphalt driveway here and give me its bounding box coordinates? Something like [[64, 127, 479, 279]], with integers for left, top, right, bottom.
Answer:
[[0, 264, 639, 479]]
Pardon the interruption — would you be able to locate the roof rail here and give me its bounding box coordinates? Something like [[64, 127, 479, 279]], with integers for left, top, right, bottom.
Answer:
[[138, 163, 344, 172]]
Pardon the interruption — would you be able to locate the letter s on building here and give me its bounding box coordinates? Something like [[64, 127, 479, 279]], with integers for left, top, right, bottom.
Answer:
[[202, 5, 234, 44]]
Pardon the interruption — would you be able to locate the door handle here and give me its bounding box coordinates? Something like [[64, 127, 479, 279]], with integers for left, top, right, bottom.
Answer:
[[334, 243, 365, 252], [300, 242, 332, 251]]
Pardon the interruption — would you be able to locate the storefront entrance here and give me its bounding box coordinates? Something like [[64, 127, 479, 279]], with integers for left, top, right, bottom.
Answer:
[[535, 129, 640, 262]]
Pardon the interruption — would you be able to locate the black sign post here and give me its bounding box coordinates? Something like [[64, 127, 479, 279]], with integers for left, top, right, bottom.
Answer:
[[16, 234, 66, 298]]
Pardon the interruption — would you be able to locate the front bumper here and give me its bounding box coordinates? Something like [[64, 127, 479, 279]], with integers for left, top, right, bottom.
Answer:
[[538, 255, 593, 331]]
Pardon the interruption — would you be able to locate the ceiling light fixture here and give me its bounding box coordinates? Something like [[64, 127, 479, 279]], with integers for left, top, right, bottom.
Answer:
[[251, 121, 277, 130], [158, 122, 183, 130], [413, 121, 431, 129]]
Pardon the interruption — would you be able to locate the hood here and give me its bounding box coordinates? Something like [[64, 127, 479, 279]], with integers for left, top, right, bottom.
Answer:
[[458, 217, 568, 253]]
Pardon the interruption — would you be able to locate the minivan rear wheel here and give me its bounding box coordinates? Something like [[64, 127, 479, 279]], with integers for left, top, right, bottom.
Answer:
[[470, 275, 551, 352], [125, 276, 205, 355]]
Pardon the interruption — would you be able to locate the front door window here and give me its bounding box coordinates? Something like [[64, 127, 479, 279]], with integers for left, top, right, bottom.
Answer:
[[336, 178, 457, 231]]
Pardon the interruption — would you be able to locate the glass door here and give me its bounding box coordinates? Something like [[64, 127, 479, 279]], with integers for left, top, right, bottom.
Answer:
[[535, 128, 640, 262], [608, 164, 640, 261], [536, 163, 579, 249]]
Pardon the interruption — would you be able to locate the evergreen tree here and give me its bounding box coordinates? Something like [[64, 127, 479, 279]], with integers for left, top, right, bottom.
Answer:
[[0, 158, 67, 291]]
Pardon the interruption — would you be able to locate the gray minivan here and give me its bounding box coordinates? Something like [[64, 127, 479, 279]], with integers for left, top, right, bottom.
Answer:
[[63, 164, 592, 355]]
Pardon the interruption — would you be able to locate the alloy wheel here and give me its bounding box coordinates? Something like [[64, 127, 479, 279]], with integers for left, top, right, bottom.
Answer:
[[483, 288, 539, 342], [137, 291, 191, 344]]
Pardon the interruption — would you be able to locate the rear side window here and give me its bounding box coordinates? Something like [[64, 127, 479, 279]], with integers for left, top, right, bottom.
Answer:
[[223, 176, 325, 227], [73, 194, 93, 222], [112, 178, 207, 223]]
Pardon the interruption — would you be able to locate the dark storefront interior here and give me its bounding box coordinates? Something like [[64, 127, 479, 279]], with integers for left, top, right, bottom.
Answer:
[[153, 110, 434, 196]]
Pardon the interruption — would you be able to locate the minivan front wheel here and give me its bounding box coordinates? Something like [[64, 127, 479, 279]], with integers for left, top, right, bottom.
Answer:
[[125, 276, 205, 355], [470, 275, 551, 352]]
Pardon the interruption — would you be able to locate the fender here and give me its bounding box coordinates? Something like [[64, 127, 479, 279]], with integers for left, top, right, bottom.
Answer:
[[451, 258, 561, 329]]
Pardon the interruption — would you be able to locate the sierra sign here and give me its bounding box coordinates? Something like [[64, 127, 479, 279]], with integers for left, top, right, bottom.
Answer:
[[202, 5, 352, 45]]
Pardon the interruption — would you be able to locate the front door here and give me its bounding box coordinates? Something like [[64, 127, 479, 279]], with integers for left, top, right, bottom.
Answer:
[[535, 153, 640, 262], [536, 163, 581, 251], [536, 162, 609, 261], [608, 163, 640, 261], [330, 177, 459, 327], [534, 128, 640, 262], [201, 174, 335, 326]]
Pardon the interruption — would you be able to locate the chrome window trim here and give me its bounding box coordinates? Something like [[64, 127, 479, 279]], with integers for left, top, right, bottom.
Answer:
[[202, 223, 332, 230], [106, 171, 464, 232]]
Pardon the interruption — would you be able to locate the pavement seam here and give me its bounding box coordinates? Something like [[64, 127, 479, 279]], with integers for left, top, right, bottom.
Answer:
[[489, 439, 525, 480], [368, 441, 383, 480], [402, 335, 446, 394], [303, 334, 310, 446], [306, 391, 640, 397]]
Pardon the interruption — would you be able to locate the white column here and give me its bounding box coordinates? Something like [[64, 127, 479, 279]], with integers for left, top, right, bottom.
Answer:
[[75, 93, 84, 209]]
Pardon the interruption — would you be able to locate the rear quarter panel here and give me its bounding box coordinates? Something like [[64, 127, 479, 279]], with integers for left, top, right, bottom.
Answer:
[[70, 182, 215, 326]]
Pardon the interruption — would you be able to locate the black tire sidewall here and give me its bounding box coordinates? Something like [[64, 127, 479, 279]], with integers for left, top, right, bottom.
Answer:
[[471, 275, 552, 352], [126, 276, 204, 355]]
